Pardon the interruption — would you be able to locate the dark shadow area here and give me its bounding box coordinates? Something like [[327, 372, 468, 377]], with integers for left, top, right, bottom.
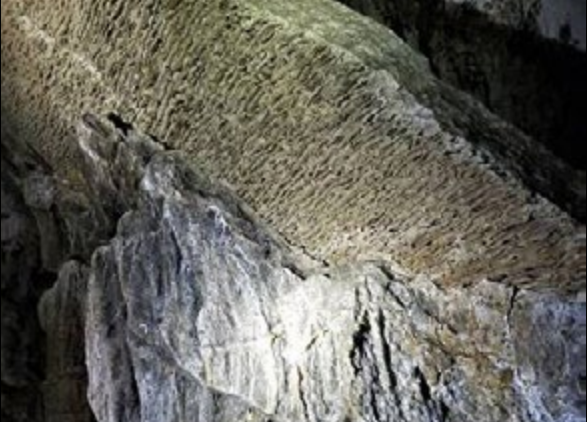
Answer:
[[339, 0, 587, 171], [1, 155, 51, 422], [1, 131, 96, 422]]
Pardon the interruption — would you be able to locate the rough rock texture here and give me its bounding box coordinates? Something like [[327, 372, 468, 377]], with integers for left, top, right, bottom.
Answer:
[[1, 108, 585, 421], [1, 0, 586, 420], [1, 0, 585, 296], [336, 0, 587, 169], [72, 117, 587, 421]]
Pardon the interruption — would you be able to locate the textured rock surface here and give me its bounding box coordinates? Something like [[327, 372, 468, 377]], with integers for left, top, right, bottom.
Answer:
[[1, 0, 586, 420], [1, 0, 585, 295], [76, 117, 586, 422], [2, 112, 585, 421], [336, 0, 587, 169]]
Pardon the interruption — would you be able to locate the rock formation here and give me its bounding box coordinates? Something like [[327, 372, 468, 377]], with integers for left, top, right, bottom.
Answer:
[[2, 115, 585, 422], [2, 0, 585, 289], [1, 0, 585, 421]]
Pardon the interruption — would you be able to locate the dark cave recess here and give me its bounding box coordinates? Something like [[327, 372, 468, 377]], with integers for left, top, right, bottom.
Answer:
[[338, 0, 587, 171]]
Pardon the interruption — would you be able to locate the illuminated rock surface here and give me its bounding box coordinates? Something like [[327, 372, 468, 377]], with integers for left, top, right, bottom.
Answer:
[[1, 0, 585, 421], [1, 0, 584, 290]]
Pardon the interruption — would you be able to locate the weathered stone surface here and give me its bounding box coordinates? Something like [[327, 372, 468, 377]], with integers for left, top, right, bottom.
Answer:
[[76, 116, 586, 422], [2, 109, 585, 422], [1, 0, 585, 295], [512, 293, 587, 422]]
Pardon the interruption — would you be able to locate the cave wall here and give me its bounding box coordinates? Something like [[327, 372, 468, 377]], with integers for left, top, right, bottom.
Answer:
[[336, 0, 587, 169], [39, 262, 95, 422], [1, 1, 586, 421], [449, 0, 586, 49], [1, 0, 584, 294]]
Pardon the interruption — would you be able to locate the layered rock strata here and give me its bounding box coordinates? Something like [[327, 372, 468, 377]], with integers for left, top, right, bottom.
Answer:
[[2, 0, 585, 294]]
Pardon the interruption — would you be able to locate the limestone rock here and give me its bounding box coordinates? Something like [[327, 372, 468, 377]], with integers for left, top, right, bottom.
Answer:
[[1, 110, 585, 421], [76, 117, 585, 422], [512, 293, 586, 421], [1, 126, 91, 422]]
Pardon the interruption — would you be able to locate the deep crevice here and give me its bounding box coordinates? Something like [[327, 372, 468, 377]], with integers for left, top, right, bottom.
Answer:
[[414, 367, 433, 403]]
